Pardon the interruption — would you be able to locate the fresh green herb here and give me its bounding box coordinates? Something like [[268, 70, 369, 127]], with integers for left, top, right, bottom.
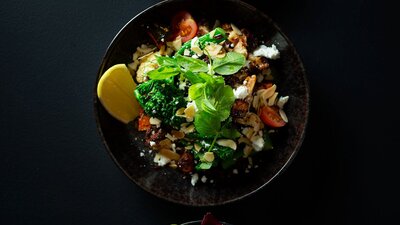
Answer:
[[189, 76, 235, 137], [176, 27, 227, 55], [147, 66, 180, 80], [175, 54, 208, 73], [212, 52, 246, 75]]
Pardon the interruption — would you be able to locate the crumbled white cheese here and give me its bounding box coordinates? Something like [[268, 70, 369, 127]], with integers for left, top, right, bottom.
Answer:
[[140, 152, 145, 157], [149, 141, 156, 147], [201, 175, 207, 183], [153, 153, 171, 166], [190, 37, 203, 56], [253, 44, 280, 60], [251, 135, 265, 152], [183, 49, 191, 56], [191, 173, 199, 186], [201, 140, 210, 148], [234, 85, 249, 99], [179, 80, 187, 90], [233, 169, 239, 174]]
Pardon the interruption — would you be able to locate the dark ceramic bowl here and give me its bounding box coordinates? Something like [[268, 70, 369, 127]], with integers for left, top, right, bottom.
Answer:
[[94, 0, 309, 206]]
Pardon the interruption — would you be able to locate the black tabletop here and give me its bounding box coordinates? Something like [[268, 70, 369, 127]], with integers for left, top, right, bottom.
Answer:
[[1, 0, 398, 224]]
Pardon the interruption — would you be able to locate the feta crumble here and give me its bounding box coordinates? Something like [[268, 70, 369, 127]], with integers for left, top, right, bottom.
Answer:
[[153, 153, 171, 166], [234, 85, 249, 99], [253, 44, 280, 60], [191, 173, 199, 186]]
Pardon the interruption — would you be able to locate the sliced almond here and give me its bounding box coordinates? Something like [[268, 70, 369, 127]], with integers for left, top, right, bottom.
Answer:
[[243, 145, 253, 158], [268, 92, 278, 106], [158, 139, 172, 149], [279, 109, 288, 123], [231, 23, 242, 35], [216, 139, 237, 150], [203, 152, 215, 162], [159, 148, 180, 161], [244, 75, 257, 96], [171, 130, 185, 139], [194, 143, 202, 152], [277, 96, 289, 109]]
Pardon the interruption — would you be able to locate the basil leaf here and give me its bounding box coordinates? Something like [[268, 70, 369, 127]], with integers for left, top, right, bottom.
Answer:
[[201, 98, 217, 113], [212, 52, 246, 75], [175, 54, 209, 73], [188, 83, 205, 101], [147, 66, 180, 80], [184, 71, 204, 84], [156, 56, 178, 67], [196, 162, 213, 170], [220, 127, 241, 139], [212, 84, 235, 121], [194, 111, 221, 137]]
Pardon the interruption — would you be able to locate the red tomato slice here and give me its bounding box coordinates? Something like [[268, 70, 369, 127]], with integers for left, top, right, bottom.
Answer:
[[178, 18, 198, 43], [259, 105, 286, 128], [171, 11, 193, 29], [170, 11, 198, 43]]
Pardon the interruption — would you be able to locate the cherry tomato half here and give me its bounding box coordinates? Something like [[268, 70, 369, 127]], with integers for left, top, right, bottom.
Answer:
[[171, 11, 198, 43], [259, 105, 286, 128], [178, 18, 198, 43]]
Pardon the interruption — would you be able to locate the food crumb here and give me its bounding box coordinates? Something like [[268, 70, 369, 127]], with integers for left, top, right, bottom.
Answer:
[[233, 169, 238, 174], [191, 173, 199, 186], [201, 175, 207, 183]]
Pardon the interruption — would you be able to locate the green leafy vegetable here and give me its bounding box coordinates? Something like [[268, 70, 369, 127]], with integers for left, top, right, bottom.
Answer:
[[147, 66, 180, 80], [175, 54, 208, 73], [134, 79, 186, 128], [212, 52, 246, 75], [194, 111, 221, 136], [176, 27, 227, 55]]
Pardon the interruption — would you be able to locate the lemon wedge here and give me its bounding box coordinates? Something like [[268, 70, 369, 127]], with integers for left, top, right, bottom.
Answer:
[[97, 64, 139, 124]]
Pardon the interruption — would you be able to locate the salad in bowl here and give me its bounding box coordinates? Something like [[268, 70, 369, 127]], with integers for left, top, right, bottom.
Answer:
[[98, 10, 289, 186], [94, 0, 308, 206]]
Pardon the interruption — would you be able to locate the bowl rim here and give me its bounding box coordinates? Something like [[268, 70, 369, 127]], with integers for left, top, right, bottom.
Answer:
[[93, 0, 310, 206]]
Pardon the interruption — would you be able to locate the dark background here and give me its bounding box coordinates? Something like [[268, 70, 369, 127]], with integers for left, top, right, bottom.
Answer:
[[1, 0, 399, 224]]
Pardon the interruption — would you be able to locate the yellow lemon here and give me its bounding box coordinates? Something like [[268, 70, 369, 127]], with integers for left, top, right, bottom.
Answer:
[[97, 64, 139, 124]]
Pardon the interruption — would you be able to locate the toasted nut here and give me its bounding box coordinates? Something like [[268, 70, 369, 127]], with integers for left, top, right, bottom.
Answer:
[[244, 75, 257, 96], [238, 136, 252, 146], [169, 160, 178, 169], [279, 109, 288, 123], [243, 145, 253, 158], [180, 123, 195, 134], [231, 23, 242, 35], [194, 143, 202, 152], [184, 104, 196, 120], [277, 96, 289, 109], [171, 130, 185, 139], [268, 92, 278, 106], [176, 107, 186, 116], [159, 148, 180, 161], [242, 127, 254, 139], [158, 139, 172, 149], [203, 152, 215, 162], [216, 139, 237, 150]]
